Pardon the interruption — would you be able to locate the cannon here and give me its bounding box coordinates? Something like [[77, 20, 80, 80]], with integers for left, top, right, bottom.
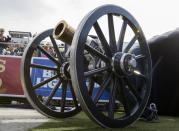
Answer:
[[21, 4, 152, 128]]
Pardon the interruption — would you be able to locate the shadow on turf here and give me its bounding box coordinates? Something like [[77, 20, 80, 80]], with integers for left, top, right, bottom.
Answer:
[[30, 112, 164, 131]]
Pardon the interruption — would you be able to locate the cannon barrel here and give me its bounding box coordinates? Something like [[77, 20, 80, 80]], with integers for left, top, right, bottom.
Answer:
[[53, 20, 92, 45], [53, 20, 75, 45]]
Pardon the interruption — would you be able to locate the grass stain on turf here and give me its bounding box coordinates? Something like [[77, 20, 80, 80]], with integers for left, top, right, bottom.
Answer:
[[29, 112, 179, 131]]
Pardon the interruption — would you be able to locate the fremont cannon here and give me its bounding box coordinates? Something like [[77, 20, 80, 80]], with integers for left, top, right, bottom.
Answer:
[[21, 4, 152, 128]]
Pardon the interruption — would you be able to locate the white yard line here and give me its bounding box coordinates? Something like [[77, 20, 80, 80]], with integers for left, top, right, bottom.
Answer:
[[0, 107, 48, 131]]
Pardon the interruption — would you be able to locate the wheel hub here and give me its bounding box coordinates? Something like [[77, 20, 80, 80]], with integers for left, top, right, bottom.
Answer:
[[60, 62, 70, 79], [112, 52, 137, 75]]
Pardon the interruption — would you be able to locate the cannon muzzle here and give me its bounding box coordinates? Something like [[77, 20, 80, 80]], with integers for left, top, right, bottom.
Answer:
[[53, 20, 75, 45]]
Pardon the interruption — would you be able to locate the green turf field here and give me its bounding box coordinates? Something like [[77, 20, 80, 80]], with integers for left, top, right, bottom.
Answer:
[[29, 112, 179, 131]]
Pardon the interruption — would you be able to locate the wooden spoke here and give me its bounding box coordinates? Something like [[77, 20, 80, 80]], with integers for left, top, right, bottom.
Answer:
[[135, 54, 146, 60], [133, 70, 146, 79], [30, 64, 58, 71], [85, 43, 111, 64], [44, 80, 61, 105], [119, 79, 131, 115], [37, 45, 60, 65], [61, 82, 67, 112], [88, 79, 94, 96], [124, 78, 142, 102], [84, 66, 110, 77], [93, 21, 112, 57], [50, 35, 64, 65], [108, 14, 117, 53], [124, 35, 138, 53], [93, 73, 112, 104], [33, 75, 59, 90], [108, 77, 118, 119], [117, 20, 127, 52]]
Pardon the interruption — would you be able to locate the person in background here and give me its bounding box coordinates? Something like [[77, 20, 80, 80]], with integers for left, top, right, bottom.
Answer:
[[8, 44, 16, 56], [41, 42, 51, 57], [46, 42, 51, 52], [50, 46, 56, 57], [0, 28, 5, 42], [59, 43, 64, 52], [14, 44, 24, 56], [2, 47, 7, 55]]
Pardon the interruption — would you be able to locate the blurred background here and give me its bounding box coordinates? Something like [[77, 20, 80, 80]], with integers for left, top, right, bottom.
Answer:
[[0, 0, 179, 39]]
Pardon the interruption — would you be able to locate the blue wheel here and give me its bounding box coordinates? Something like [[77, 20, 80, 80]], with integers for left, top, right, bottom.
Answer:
[[70, 4, 152, 128]]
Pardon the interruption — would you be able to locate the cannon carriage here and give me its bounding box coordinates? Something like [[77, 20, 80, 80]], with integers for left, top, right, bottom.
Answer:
[[21, 5, 152, 128]]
